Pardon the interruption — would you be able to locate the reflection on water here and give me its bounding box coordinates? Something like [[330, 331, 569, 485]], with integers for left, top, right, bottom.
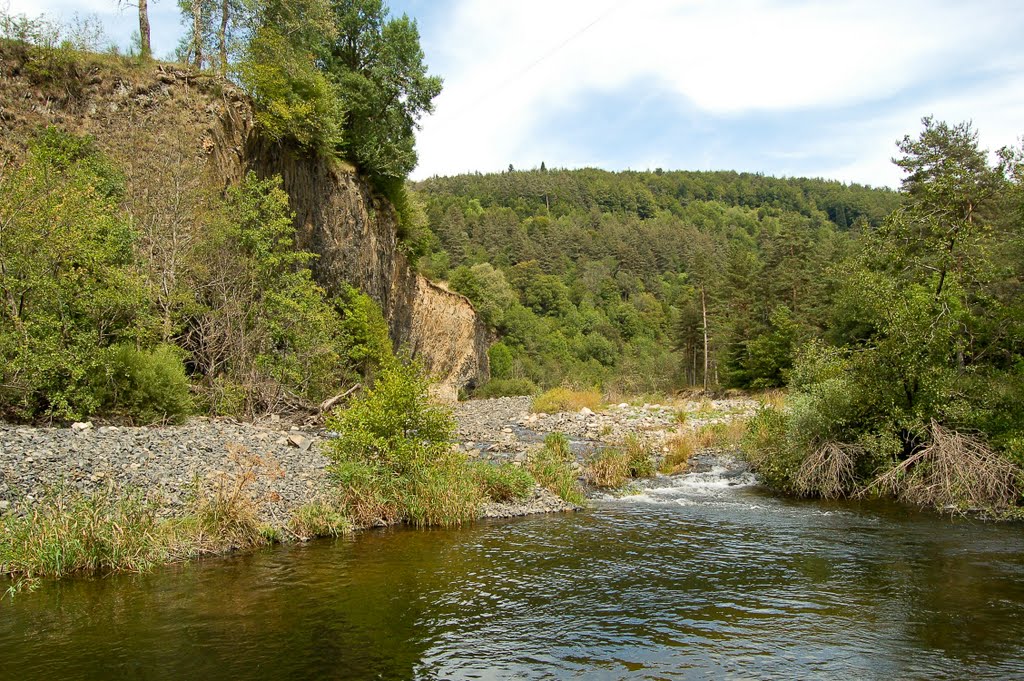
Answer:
[[2, 468, 1023, 680]]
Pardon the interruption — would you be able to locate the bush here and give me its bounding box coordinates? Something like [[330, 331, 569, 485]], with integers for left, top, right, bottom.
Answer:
[[474, 378, 538, 398], [531, 387, 603, 414], [472, 463, 535, 502], [325, 359, 481, 527], [95, 344, 193, 424], [0, 128, 150, 422], [527, 433, 585, 505]]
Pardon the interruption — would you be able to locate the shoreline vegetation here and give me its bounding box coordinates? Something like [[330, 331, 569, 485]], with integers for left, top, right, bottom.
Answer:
[[1, 385, 757, 596], [2, 6, 1023, 601]]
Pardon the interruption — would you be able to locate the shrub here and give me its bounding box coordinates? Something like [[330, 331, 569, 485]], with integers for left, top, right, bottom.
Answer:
[[95, 344, 193, 424], [527, 433, 585, 505], [325, 359, 481, 527], [475, 378, 538, 398], [473, 462, 535, 502], [0, 128, 150, 422], [531, 387, 603, 414]]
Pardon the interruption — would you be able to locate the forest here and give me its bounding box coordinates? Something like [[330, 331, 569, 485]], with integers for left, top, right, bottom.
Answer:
[[413, 166, 900, 395]]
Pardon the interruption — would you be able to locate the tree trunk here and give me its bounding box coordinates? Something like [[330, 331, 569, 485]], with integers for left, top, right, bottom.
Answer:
[[192, 1, 203, 68], [219, 0, 229, 71], [138, 0, 151, 60], [701, 285, 709, 391]]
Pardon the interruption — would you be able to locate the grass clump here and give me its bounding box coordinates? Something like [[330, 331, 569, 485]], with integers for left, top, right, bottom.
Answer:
[[526, 433, 585, 505], [0, 444, 277, 592], [472, 462, 535, 502], [0, 485, 163, 580], [325, 359, 482, 528], [660, 431, 697, 474], [586, 434, 655, 488], [531, 387, 603, 414], [287, 500, 351, 541]]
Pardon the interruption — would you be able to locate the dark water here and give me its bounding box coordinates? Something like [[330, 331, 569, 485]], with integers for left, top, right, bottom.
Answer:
[[2, 468, 1023, 680]]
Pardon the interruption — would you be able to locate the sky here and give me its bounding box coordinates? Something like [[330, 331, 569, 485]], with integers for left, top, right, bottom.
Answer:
[[5, 0, 1024, 187]]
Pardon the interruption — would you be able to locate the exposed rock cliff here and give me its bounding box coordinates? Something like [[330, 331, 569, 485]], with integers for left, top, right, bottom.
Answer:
[[246, 141, 489, 399], [0, 51, 488, 397]]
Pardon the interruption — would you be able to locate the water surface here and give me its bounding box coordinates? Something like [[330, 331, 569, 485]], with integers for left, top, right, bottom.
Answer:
[[2, 468, 1022, 680]]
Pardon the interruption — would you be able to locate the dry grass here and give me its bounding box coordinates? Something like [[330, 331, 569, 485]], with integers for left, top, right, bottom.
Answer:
[[863, 422, 1022, 514], [585, 450, 631, 488], [758, 390, 787, 410], [585, 435, 655, 488], [660, 431, 696, 474], [531, 387, 603, 414], [793, 442, 858, 499]]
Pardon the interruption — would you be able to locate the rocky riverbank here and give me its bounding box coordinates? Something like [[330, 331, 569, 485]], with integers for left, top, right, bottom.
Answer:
[[0, 395, 757, 529]]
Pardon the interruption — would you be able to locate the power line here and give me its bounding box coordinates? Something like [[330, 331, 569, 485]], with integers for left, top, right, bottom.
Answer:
[[446, 1, 627, 121]]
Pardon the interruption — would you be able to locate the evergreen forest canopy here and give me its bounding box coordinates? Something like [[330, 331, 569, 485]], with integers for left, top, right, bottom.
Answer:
[[415, 118, 1024, 506], [413, 164, 902, 395]]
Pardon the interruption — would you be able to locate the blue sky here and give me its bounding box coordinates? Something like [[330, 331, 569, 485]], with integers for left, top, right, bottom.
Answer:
[[7, 0, 1024, 187]]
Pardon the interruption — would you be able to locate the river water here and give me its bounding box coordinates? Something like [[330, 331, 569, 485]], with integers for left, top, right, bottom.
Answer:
[[2, 467, 1023, 680]]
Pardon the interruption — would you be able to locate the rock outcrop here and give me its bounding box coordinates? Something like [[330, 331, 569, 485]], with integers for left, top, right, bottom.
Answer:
[[0, 52, 488, 396], [245, 141, 489, 399]]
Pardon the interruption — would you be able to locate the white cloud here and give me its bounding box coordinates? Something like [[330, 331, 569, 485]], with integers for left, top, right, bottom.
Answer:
[[413, 0, 1024, 183], [6, 0, 1022, 185]]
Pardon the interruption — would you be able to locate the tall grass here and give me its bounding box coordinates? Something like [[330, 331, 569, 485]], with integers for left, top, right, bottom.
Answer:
[[527, 433, 586, 505], [472, 462, 535, 502], [586, 435, 656, 488], [0, 445, 317, 594]]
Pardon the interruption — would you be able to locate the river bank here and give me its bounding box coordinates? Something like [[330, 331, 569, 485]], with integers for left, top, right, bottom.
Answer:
[[1, 395, 757, 523], [0, 395, 757, 585]]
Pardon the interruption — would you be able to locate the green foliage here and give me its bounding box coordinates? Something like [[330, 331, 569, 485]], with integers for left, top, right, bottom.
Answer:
[[94, 344, 193, 424], [527, 433, 585, 506], [235, 0, 344, 153], [417, 166, 895, 393], [474, 378, 538, 398], [0, 128, 151, 421], [326, 0, 442, 182], [471, 462, 535, 502], [487, 342, 514, 380], [742, 119, 1024, 513], [184, 172, 377, 415], [325, 359, 481, 527]]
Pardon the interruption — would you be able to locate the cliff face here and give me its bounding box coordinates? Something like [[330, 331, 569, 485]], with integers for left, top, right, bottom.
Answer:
[[0, 52, 488, 398], [245, 142, 489, 399]]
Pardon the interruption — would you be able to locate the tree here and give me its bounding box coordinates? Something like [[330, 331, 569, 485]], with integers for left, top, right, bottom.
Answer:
[[235, 0, 343, 153], [325, 0, 442, 181], [890, 117, 1005, 298], [119, 0, 152, 60]]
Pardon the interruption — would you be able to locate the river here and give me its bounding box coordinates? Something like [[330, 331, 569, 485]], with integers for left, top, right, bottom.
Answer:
[[2, 467, 1022, 680]]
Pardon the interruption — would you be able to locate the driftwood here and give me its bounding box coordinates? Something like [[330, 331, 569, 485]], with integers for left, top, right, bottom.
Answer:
[[794, 442, 859, 499], [861, 421, 1021, 514], [318, 384, 361, 413]]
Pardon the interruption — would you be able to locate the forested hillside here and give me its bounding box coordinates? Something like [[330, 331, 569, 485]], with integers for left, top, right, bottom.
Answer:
[[413, 167, 900, 395]]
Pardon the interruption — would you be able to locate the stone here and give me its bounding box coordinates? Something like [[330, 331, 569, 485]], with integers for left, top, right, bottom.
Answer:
[[71, 422, 93, 432], [287, 433, 313, 451], [579, 407, 594, 416]]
